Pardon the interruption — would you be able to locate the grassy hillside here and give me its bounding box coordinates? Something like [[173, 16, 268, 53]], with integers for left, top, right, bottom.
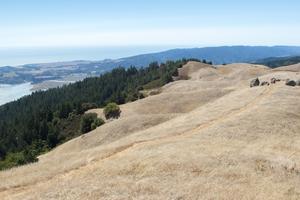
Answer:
[[1, 62, 300, 199], [0, 59, 192, 170]]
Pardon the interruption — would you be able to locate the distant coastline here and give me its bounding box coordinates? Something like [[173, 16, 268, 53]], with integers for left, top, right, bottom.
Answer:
[[0, 46, 176, 67], [1, 45, 300, 105]]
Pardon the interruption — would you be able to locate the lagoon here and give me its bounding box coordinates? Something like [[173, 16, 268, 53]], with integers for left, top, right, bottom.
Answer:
[[0, 83, 32, 105]]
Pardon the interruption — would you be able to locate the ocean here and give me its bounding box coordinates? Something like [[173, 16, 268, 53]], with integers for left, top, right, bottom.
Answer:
[[0, 46, 177, 67], [0, 45, 181, 105]]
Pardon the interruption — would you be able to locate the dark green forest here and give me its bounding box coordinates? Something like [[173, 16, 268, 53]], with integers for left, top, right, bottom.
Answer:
[[254, 56, 300, 68], [0, 59, 197, 170]]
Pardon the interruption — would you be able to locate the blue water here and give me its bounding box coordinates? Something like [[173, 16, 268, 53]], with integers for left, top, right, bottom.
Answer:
[[0, 46, 179, 67], [0, 45, 185, 105], [0, 83, 33, 105]]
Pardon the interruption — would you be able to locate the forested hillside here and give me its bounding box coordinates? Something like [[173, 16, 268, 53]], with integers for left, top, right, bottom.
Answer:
[[0, 59, 193, 170], [254, 56, 300, 68]]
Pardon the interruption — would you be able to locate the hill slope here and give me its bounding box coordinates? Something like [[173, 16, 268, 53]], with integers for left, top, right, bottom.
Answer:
[[1, 62, 300, 199]]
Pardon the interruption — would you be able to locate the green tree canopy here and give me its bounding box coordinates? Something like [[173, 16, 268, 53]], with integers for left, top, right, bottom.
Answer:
[[103, 103, 121, 119], [0, 58, 196, 170], [80, 113, 104, 134]]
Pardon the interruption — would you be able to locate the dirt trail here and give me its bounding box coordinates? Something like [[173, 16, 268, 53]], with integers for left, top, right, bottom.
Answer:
[[106, 85, 276, 158]]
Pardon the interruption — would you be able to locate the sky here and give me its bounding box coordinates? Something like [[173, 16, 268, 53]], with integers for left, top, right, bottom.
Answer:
[[0, 0, 300, 48]]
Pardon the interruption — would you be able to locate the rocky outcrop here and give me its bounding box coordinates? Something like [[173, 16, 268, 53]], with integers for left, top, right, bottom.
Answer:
[[250, 78, 260, 87], [285, 79, 297, 87], [271, 78, 276, 84]]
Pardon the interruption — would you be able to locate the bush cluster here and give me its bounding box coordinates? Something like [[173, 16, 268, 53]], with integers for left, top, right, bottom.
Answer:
[[80, 113, 105, 134]]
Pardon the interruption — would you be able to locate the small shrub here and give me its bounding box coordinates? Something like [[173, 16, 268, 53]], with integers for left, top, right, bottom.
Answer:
[[80, 113, 105, 133], [91, 118, 105, 130], [0, 150, 38, 170], [103, 103, 121, 119], [138, 92, 145, 99], [81, 103, 98, 112]]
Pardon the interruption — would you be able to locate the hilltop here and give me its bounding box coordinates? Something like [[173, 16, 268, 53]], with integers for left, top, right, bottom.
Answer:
[[1, 61, 300, 199]]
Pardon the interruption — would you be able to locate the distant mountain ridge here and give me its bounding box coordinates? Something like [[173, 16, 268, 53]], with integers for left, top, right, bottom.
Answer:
[[119, 46, 300, 66], [254, 55, 300, 68], [1, 46, 300, 85]]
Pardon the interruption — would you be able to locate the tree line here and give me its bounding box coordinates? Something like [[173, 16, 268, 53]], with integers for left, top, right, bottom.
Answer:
[[0, 59, 199, 170]]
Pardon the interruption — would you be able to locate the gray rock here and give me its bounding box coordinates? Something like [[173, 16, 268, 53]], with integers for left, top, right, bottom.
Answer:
[[260, 81, 270, 86], [250, 78, 260, 87], [270, 78, 276, 84], [285, 79, 296, 87], [296, 80, 300, 86]]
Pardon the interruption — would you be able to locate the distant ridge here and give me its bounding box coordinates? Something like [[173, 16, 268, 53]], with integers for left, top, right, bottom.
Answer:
[[254, 55, 300, 68], [1, 46, 300, 85], [114, 46, 300, 66]]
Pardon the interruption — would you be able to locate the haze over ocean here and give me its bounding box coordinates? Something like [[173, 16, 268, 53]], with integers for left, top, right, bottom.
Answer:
[[1, 1, 299, 51], [0, 46, 178, 67], [0, 0, 299, 104]]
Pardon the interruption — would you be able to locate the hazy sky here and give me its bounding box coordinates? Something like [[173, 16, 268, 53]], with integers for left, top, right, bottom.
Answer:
[[1, 0, 300, 48]]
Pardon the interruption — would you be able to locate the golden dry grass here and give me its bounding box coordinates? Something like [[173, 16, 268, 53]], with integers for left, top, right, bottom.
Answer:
[[1, 61, 300, 200]]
